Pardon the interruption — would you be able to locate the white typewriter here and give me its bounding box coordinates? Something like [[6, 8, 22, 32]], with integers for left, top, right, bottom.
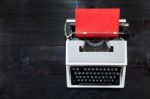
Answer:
[[65, 8, 129, 88]]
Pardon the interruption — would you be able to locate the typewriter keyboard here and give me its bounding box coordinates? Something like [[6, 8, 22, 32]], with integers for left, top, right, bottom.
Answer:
[[70, 66, 121, 85]]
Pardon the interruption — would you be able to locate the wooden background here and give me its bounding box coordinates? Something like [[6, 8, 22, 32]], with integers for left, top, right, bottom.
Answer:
[[0, 0, 150, 99]]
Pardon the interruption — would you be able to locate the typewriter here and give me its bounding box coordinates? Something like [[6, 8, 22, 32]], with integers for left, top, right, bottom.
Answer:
[[65, 8, 129, 88]]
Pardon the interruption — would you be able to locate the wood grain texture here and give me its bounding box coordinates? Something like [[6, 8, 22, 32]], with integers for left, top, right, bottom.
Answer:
[[0, 0, 150, 99]]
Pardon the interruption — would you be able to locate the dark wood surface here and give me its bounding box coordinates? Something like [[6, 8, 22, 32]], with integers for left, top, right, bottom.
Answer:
[[0, 0, 150, 99]]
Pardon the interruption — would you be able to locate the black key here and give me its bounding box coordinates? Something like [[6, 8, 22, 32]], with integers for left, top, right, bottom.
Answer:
[[76, 67, 79, 71], [86, 72, 89, 75], [84, 68, 87, 71], [78, 72, 81, 75], [82, 72, 85, 75]]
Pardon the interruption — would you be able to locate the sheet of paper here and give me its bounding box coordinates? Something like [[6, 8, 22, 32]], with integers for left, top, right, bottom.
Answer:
[[75, 8, 120, 38]]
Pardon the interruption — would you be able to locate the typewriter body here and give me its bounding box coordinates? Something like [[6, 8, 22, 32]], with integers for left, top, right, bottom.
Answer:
[[65, 9, 129, 88]]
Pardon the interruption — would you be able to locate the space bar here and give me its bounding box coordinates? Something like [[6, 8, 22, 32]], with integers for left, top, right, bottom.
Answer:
[[79, 83, 113, 85]]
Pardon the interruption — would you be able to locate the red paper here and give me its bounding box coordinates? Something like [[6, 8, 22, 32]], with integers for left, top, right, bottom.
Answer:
[[75, 8, 120, 38]]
